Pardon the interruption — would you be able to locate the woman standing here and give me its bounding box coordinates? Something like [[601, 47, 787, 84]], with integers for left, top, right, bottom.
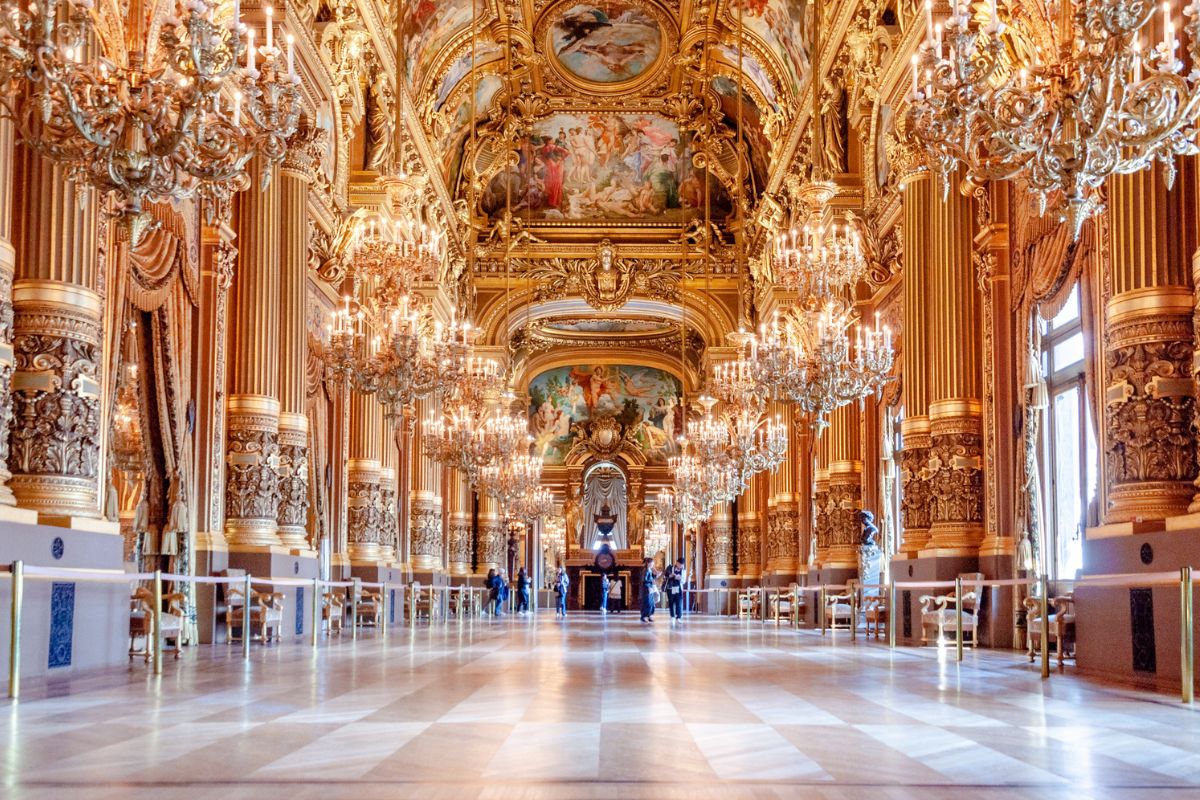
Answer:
[[516, 567, 531, 615], [486, 568, 498, 616], [554, 567, 570, 618], [641, 558, 658, 623]]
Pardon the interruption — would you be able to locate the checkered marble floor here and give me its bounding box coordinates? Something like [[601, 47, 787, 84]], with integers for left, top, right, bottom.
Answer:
[[5, 612, 1200, 799]]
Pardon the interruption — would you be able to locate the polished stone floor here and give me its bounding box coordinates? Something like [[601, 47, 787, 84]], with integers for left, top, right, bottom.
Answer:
[[4, 612, 1200, 799]]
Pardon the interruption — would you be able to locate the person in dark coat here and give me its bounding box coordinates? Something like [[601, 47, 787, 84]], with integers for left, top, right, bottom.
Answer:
[[486, 568, 498, 616], [600, 572, 611, 614], [641, 557, 657, 623], [516, 567, 531, 614], [554, 567, 570, 618], [666, 558, 685, 621]]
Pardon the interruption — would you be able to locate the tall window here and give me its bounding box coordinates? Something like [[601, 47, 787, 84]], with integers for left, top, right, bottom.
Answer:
[[1039, 284, 1097, 579]]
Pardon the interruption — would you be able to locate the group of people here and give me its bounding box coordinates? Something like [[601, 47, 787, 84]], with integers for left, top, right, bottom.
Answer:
[[640, 557, 687, 624], [485, 567, 532, 616]]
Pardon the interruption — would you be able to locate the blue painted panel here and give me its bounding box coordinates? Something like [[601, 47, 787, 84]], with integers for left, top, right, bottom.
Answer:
[[295, 586, 305, 636], [48, 582, 75, 668], [389, 589, 396, 624]]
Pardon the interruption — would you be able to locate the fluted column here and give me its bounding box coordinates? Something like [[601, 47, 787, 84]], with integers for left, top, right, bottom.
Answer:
[[477, 492, 504, 573], [766, 402, 800, 575], [0, 117, 27, 515], [737, 472, 763, 578], [794, 416, 813, 570], [409, 397, 443, 571], [9, 145, 104, 520], [822, 404, 862, 569], [447, 468, 472, 576], [347, 387, 382, 563], [275, 130, 319, 551], [705, 501, 733, 578], [813, 428, 831, 566], [378, 417, 399, 564], [1105, 165, 1196, 525], [924, 175, 984, 555], [223, 157, 283, 547], [898, 166, 932, 556]]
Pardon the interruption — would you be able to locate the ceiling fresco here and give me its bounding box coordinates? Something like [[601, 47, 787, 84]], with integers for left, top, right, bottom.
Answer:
[[546, 1, 666, 86]]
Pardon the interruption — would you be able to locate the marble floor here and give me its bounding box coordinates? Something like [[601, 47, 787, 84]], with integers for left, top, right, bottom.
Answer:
[[4, 613, 1200, 799]]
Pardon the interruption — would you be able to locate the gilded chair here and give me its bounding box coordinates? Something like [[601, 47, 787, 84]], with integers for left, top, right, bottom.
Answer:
[[129, 588, 154, 662], [323, 591, 346, 635], [410, 582, 431, 622], [861, 593, 888, 639], [226, 587, 285, 644], [919, 573, 982, 646], [1024, 592, 1075, 667], [823, 588, 855, 632], [356, 588, 382, 628], [737, 587, 762, 620], [159, 592, 187, 658]]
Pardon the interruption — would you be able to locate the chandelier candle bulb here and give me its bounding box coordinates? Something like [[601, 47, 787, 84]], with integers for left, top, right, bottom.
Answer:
[[264, 4, 272, 50], [246, 27, 255, 71]]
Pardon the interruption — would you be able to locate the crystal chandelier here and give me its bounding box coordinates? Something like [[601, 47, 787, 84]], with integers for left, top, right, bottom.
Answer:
[[422, 391, 524, 486], [509, 484, 555, 523], [908, 0, 1200, 238], [0, 0, 301, 241]]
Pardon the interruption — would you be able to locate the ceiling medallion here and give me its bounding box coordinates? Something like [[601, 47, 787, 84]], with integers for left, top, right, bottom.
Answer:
[[536, 0, 676, 94]]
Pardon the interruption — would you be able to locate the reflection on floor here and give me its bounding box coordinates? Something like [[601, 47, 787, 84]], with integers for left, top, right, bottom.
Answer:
[[4, 613, 1200, 799]]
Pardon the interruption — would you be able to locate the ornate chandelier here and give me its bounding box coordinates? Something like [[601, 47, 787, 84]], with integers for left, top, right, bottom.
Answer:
[[0, 0, 301, 241], [508, 484, 555, 523], [422, 391, 525, 485], [907, 0, 1200, 238]]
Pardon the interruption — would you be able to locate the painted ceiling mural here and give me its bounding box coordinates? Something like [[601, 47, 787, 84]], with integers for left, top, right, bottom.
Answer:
[[402, 0, 477, 89], [436, 74, 505, 191], [547, 0, 665, 85], [542, 319, 672, 334], [728, 0, 813, 97], [529, 364, 682, 465], [481, 113, 732, 223]]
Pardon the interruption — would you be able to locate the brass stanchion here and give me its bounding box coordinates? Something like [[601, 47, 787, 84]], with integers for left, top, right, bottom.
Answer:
[[1181, 566, 1193, 704], [9, 560, 23, 699], [819, 586, 827, 634], [351, 578, 360, 641], [850, 587, 858, 642], [888, 577, 897, 649], [954, 576, 964, 663], [427, 585, 434, 623], [242, 574, 252, 661], [381, 584, 389, 642], [1039, 574, 1050, 679], [153, 570, 164, 675], [311, 578, 320, 648]]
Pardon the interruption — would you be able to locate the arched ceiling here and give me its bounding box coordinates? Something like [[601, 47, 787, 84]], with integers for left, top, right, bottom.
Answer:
[[406, 0, 813, 239]]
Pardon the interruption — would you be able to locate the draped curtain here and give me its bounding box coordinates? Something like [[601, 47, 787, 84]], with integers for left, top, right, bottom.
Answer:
[[1010, 185, 1100, 575], [583, 467, 627, 550]]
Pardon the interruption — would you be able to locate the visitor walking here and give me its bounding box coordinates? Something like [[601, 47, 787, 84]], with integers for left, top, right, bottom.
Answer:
[[666, 558, 685, 621], [486, 568, 498, 616], [554, 567, 570, 618], [608, 576, 622, 613], [516, 567, 531, 614], [600, 572, 610, 614], [641, 558, 658, 623]]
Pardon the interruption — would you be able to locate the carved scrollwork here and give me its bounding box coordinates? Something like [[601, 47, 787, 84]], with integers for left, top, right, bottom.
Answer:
[[276, 442, 310, 533], [521, 241, 681, 311], [900, 445, 931, 532], [927, 428, 984, 528], [704, 520, 732, 569], [737, 521, 760, 569], [766, 506, 799, 559], [224, 428, 281, 523], [410, 500, 443, 559], [824, 478, 863, 549], [348, 479, 382, 545]]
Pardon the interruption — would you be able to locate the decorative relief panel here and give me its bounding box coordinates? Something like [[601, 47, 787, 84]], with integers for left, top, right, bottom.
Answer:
[[224, 429, 281, 525], [927, 425, 984, 529]]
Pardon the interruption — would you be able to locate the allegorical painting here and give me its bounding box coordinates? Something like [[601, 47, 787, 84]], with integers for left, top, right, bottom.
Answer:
[[529, 364, 682, 465], [438, 74, 504, 191], [543, 319, 670, 334], [712, 75, 772, 190], [548, 1, 664, 84], [433, 42, 502, 112], [730, 0, 811, 97], [402, 0, 475, 88], [482, 112, 730, 222]]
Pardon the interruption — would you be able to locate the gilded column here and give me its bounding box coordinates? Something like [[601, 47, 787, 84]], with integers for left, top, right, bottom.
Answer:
[[477, 491, 504, 573], [1105, 165, 1196, 525], [766, 402, 800, 576], [275, 127, 320, 551], [705, 501, 733, 578], [813, 428, 831, 565], [823, 404, 862, 570], [794, 411, 813, 570], [224, 157, 283, 547], [897, 162, 932, 556], [347, 387, 382, 563], [924, 176, 984, 555], [0, 116, 29, 515], [378, 466, 397, 563], [447, 468, 472, 576], [736, 472, 763, 579], [409, 396, 443, 572], [9, 146, 104, 521]]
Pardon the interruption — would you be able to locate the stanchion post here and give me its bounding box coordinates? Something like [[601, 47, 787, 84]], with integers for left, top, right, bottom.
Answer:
[[381, 583, 389, 642], [1181, 566, 1193, 704], [819, 586, 827, 634], [888, 577, 897, 649], [1039, 573, 1050, 679], [242, 573, 252, 661], [153, 570, 164, 675], [351, 578, 360, 641], [954, 576, 964, 663], [850, 587, 858, 642], [9, 560, 23, 699], [311, 578, 320, 648]]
